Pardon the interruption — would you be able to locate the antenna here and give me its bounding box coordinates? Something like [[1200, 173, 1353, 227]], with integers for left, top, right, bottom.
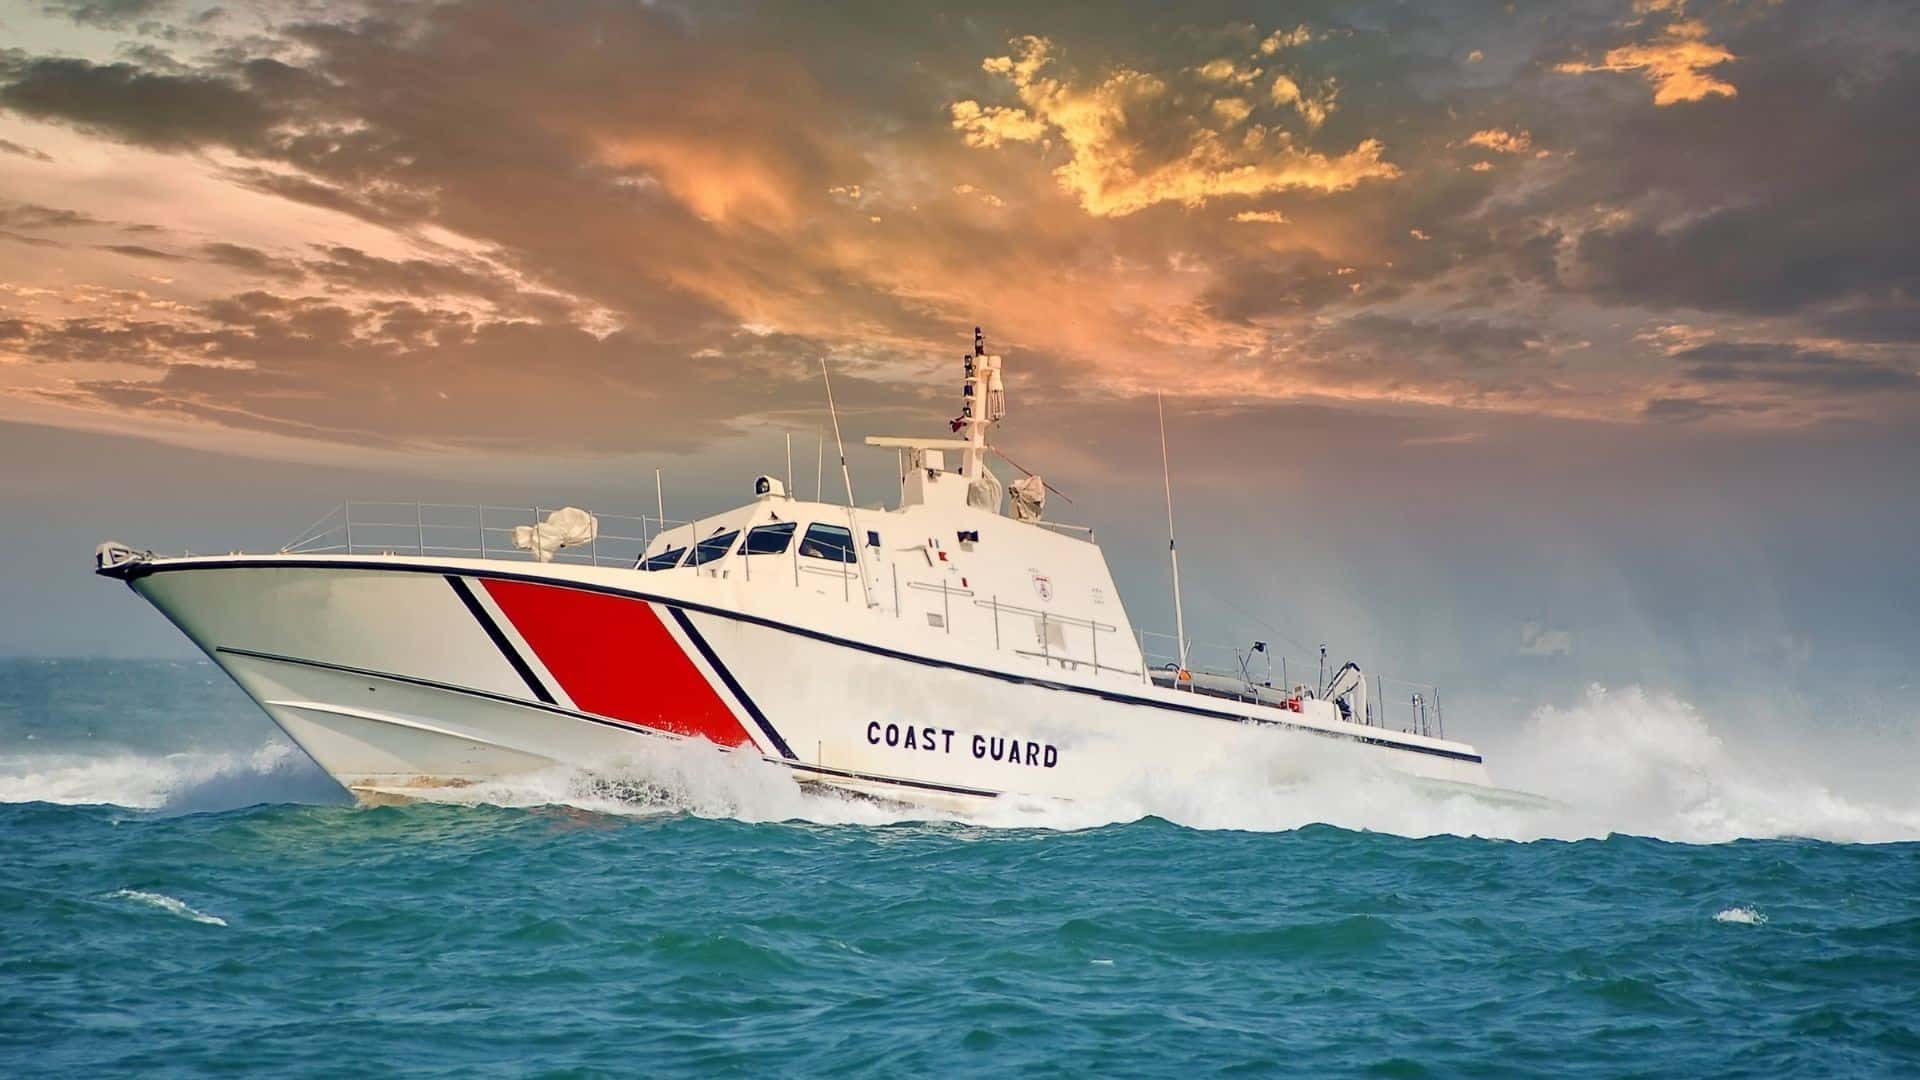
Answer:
[[785, 433, 793, 499], [1157, 392, 1189, 676], [655, 467, 665, 529], [815, 430, 824, 502], [820, 358, 874, 607]]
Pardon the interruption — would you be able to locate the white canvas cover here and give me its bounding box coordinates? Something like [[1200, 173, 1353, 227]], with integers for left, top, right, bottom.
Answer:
[[512, 506, 598, 563], [1010, 474, 1047, 521]]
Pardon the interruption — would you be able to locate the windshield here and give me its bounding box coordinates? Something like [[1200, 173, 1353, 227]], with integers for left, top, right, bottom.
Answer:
[[637, 546, 685, 571], [691, 530, 739, 565]]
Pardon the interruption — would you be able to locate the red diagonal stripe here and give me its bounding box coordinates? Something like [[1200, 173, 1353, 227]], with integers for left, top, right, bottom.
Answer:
[[479, 579, 753, 748]]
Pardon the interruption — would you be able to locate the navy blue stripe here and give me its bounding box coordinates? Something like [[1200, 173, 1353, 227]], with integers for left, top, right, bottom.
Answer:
[[136, 557, 1480, 765], [446, 575, 556, 704], [665, 606, 798, 761]]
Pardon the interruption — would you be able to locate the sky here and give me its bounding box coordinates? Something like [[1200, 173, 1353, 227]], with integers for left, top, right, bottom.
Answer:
[[0, 0, 1915, 754]]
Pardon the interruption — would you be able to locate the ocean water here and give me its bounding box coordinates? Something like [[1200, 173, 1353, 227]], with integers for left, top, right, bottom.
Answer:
[[4, 659, 1918, 1076]]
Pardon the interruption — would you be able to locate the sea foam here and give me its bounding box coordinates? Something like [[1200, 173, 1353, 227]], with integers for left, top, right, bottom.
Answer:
[[109, 889, 228, 926]]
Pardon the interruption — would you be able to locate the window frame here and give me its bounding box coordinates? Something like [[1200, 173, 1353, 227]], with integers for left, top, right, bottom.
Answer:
[[690, 529, 740, 566], [743, 521, 797, 555], [637, 545, 686, 571], [798, 522, 858, 564]]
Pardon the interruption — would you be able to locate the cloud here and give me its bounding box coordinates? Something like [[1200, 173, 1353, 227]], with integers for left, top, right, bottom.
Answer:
[[1267, 73, 1337, 129], [953, 35, 1397, 217], [41, 0, 172, 29], [101, 243, 188, 261], [0, 57, 285, 150], [1676, 342, 1918, 392], [199, 242, 305, 282], [1195, 59, 1261, 87], [1259, 26, 1312, 55], [0, 203, 111, 229], [1641, 395, 1742, 423], [0, 0, 1914, 451], [948, 99, 1048, 149], [1465, 128, 1532, 154], [0, 138, 54, 162], [1556, 16, 1737, 106]]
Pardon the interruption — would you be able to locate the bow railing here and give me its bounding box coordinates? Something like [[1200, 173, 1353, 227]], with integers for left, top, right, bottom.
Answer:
[[280, 501, 686, 570]]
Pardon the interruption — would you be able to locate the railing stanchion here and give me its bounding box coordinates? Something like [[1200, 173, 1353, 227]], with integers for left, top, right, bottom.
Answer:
[[416, 502, 425, 556], [478, 506, 486, 558], [344, 499, 353, 554], [892, 564, 899, 617], [992, 596, 1000, 650]]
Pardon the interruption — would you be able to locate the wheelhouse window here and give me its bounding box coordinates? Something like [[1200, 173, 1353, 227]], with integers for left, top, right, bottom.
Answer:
[[743, 521, 796, 555], [798, 523, 857, 563], [691, 529, 739, 565], [637, 546, 685, 571]]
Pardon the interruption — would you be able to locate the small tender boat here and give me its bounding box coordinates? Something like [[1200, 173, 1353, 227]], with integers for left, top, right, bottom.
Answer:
[[97, 330, 1512, 809]]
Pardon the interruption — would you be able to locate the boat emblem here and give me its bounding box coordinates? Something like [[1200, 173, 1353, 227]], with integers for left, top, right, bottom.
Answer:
[[1031, 572, 1053, 601]]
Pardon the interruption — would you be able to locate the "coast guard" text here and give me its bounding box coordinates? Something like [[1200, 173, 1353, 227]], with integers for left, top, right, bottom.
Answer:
[[865, 722, 1058, 768]]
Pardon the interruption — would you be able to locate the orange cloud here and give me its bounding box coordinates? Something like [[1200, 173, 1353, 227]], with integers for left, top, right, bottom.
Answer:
[[949, 99, 1048, 149], [1465, 128, 1532, 154], [1557, 16, 1736, 105], [1268, 73, 1337, 129], [952, 36, 1397, 218]]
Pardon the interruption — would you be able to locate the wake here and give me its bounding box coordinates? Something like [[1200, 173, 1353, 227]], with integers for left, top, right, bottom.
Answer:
[[6, 685, 1917, 844]]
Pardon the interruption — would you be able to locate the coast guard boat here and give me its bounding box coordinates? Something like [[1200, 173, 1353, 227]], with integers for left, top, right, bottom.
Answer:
[[96, 330, 1501, 808]]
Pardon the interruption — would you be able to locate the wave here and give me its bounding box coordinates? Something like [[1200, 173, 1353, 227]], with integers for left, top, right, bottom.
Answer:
[[0, 741, 346, 813], [450, 683, 1920, 844], [108, 889, 228, 926], [1714, 906, 1768, 925], [1489, 685, 1920, 844], [7, 684, 1916, 843]]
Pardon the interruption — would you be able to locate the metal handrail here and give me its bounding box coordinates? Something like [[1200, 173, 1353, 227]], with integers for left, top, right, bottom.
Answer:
[[280, 500, 689, 570], [1136, 628, 1446, 738], [1030, 520, 1097, 542]]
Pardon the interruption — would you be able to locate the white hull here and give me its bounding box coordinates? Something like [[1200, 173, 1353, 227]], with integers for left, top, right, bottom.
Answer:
[[107, 554, 1494, 808]]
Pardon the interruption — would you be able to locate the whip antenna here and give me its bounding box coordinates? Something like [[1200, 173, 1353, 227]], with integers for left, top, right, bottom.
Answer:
[[1158, 392, 1189, 677], [821, 358, 874, 606]]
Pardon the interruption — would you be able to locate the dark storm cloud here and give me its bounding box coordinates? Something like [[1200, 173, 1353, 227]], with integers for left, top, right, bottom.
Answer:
[[0, 56, 287, 151], [1546, 12, 1920, 325], [1676, 343, 1918, 393], [1815, 303, 1920, 345], [0, 0, 1916, 447]]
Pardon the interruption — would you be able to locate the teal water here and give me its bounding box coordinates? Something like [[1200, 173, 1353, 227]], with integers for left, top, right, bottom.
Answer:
[[4, 659, 1919, 1075]]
